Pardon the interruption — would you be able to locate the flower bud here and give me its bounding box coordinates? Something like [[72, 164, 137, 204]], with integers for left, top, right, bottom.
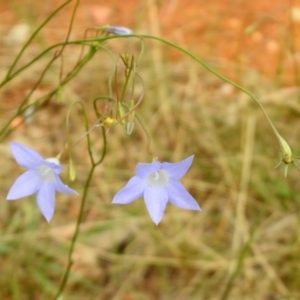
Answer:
[[117, 103, 126, 124], [106, 26, 133, 35], [278, 135, 293, 164], [125, 120, 134, 135], [68, 158, 76, 181], [125, 100, 135, 135]]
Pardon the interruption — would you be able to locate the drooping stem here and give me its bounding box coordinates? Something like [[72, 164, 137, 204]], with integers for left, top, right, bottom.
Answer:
[[138, 35, 284, 144], [3, 0, 73, 82]]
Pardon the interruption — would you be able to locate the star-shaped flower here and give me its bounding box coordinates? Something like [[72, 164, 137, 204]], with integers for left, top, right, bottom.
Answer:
[[6, 142, 78, 222], [112, 156, 201, 225]]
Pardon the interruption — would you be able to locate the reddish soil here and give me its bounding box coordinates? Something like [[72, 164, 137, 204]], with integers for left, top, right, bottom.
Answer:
[[0, 0, 300, 82]]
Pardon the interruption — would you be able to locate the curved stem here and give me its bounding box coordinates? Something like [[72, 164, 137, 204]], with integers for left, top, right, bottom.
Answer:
[[0, 48, 96, 142], [138, 35, 283, 143], [55, 121, 106, 299], [58, 0, 80, 55], [4, 0, 72, 80], [54, 164, 95, 300]]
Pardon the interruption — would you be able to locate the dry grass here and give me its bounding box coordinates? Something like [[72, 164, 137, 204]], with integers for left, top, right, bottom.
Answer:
[[1, 1, 300, 300]]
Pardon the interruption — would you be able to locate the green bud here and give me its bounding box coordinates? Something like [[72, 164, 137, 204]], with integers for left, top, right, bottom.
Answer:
[[117, 103, 126, 124], [125, 120, 134, 135], [125, 100, 135, 135], [124, 53, 130, 63], [274, 135, 296, 177], [68, 158, 76, 181], [278, 135, 293, 164]]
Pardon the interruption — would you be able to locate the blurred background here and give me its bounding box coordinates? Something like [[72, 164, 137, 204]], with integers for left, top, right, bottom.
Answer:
[[1, 0, 300, 299]]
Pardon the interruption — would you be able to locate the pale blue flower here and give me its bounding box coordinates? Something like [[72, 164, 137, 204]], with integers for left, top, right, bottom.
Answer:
[[112, 156, 201, 225], [106, 25, 133, 35], [6, 142, 77, 222]]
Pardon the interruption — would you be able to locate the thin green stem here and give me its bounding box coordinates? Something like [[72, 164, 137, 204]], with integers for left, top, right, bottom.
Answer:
[[54, 164, 95, 300], [0, 47, 96, 142], [138, 35, 284, 143], [0, 52, 60, 141], [119, 55, 135, 103], [55, 117, 106, 299], [4, 0, 72, 80], [0, 36, 120, 88], [59, 0, 80, 55], [61, 46, 97, 86]]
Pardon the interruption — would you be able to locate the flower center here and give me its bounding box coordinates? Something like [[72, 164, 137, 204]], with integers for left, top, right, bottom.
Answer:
[[38, 165, 55, 182], [37, 158, 59, 182], [146, 170, 169, 187]]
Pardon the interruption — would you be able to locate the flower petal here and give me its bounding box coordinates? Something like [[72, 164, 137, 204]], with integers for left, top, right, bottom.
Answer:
[[143, 187, 168, 225], [166, 178, 200, 210], [112, 176, 145, 204], [136, 161, 161, 178], [36, 183, 56, 222], [6, 170, 41, 200], [10, 142, 43, 169], [162, 156, 194, 179], [107, 26, 133, 35], [54, 175, 78, 195]]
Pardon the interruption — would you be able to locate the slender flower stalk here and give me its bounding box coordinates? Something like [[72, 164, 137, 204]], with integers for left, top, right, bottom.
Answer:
[[137, 35, 300, 176]]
